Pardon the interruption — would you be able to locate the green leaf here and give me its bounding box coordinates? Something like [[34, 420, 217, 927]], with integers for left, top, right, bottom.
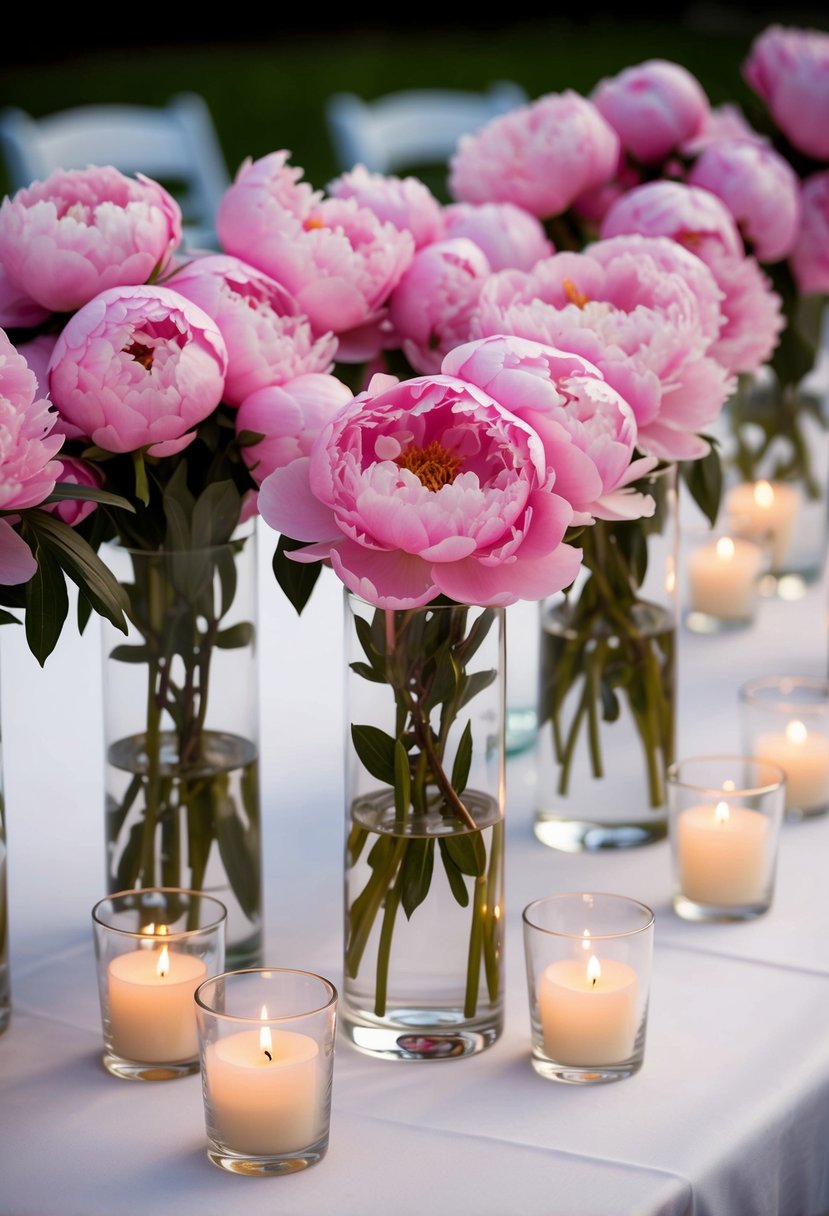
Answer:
[[350, 724, 397, 785], [213, 783, 261, 921], [457, 668, 497, 711], [399, 837, 434, 919], [272, 535, 322, 614], [236, 428, 266, 447], [215, 545, 238, 618], [0, 609, 20, 627], [444, 830, 486, 877], [132, 449, 150, 506], [354, 612, 386, 673], [20, 511, 129, 635], [439, 839, 470, 908], [680, 445, 722, 527], [348, 660, 387, 684], [450, 719, 473, 794], [192, 481, 242, 549], [163, 495, 191, 552], [24, 543, 68, 665], [109, 642, 152, 663], [46, 484, 137, 512], [215, 621, 255, 649]]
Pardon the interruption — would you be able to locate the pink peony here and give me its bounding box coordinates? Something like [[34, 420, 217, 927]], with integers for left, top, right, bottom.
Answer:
[[217, 152, 415, 338], [45, 455, 104, 527], [0, 261, 49, 329], [743, 24, 829, 162], [448, 91, 619, 220], [169, 254, 337, 406], [681, 103, 765, 156], [387, 238, 491, 374], [790, 172, 829, 296], [0, 166, 182, 314], [236, 372, 353, 485], [442, 334, 657, 522], [327, 164, 445, 249], [0, 330, 64, 583], [688, 141, 801, 263], [601, 181, 783, 375], [47, 285, 227, 457], [442, 202, 553, 271], [591, 59, 710, 164], [473, 237, 733, 461], [258, 371, 582, 609]]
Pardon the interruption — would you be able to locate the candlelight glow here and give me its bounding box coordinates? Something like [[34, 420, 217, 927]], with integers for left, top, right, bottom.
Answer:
[[715, 536, 735, 561], [260, 1006, 273, 1060], [787, 719, 808, 745], [714, 801, 730, 826], [156, 944, 170, 978], [754, 480, 774, 508], [587, 955, 601, 986]]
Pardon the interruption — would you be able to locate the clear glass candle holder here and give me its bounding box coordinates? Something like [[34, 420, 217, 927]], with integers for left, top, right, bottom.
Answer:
[[667, 755, 786, 923], [195, 968, 338, 1176], [92, 887, 226, 1081], [522, 893, 654, 1085], [739, 676, 829, 820], [683, 529, 767, 635]]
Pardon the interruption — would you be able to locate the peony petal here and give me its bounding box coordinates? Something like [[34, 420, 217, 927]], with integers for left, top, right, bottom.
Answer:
[[329, 540, 437, 608], [258, 458, 339, 542], [0, 519, 37, 585], [434, 544, 582, 606]]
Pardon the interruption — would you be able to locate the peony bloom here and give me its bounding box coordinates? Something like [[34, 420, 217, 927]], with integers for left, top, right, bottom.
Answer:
[[44, 455, 104, 527], [448, 91, 619, 220], [169, 254, 337, 406], [0, 166, 182, 314], [442, 202, 553, 271], [601, 181, 783, 375], [442, 334, 657, 522], [681, 103, 765, 156], [47, 285, 227, 457], [790, 172, 829, 296], [387, 238, 491, 374], [0, 261, 49, 329], [236, 372, 353, 486], [217, 151, 415, 338], [0, 330, 64, 583], [591, 59, 710, 164], [473, 236, 733, 461], [743, 24, 829, 162], [687, 140, 801, 263], [327, 164, 445, 249], [258, 371, 582, 609]]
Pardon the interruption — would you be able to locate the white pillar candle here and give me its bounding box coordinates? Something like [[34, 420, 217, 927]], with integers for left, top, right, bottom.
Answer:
[[687, 536, 763, 619], [538, 954, 637, 1066], [754, 721, 829, 811], [205, 1025, 319, 1155], [725, 480, 799, 568], [677, 801, 769, 905], [108, 944, 206, 1063]]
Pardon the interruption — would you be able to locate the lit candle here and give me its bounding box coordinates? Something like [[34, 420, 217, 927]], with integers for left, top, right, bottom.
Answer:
[[538, 949, 637, 1066], [754, 720, 829, 812], [204, 1008, 319, 1155], [677, 800, 769, 905], [687, 535, 763, 619], [108, 929, 207, 1063], [725, 480, 799, 568]]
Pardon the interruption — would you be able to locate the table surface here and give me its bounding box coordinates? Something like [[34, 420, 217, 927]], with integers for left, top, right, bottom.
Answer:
[[2, 517, 828, 1216]]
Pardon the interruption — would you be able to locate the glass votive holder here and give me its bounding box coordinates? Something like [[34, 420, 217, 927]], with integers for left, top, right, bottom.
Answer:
[[684, 530, 766, 634], [92, 887, 227, 1081], [724, 479, 800, 577], [195, 968, 338, 1176], [739, 676, 829, 820], [667, 755, 786, 923], [522, 893, 654, 1085]]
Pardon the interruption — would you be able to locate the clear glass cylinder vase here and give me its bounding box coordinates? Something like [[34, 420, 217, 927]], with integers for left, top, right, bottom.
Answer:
[[533, 464, 678, 851], [342, 592, 506, 1060], [101, 527, 262, 968]]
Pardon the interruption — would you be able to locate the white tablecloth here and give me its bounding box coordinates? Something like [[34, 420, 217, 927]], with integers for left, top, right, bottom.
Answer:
[[1, 519, 828, 1216]]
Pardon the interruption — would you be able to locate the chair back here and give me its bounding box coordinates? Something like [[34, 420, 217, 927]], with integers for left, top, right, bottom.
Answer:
[[326, 81, 527, 175], [0, 93, 230, 250]]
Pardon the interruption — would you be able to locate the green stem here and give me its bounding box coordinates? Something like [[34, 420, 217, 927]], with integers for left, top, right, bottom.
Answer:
[[346, 836, 406, 979], [464, 874, 487, 1018], [482, 819, 503, 1003], [374, 871, 403, 1017]]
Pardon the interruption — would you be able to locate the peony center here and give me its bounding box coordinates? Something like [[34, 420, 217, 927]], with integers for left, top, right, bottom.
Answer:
[[124, 340, 154, 371], [563, 278, 590, 308], [396, 440, 461, 491]]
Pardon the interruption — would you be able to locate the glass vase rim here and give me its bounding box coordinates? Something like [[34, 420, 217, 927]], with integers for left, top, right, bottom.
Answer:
[[738, 674, 829, 711], [667, 754, 787, 797], [92, 887, 228, 937], [522, 892, 654, 939], [343, 588, 505, 615], [194, 967, 338, 1022]]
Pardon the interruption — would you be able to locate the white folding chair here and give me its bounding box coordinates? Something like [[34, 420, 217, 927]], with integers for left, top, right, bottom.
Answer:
[[0, 92, 230, 250], [325, 81, 528, 175]]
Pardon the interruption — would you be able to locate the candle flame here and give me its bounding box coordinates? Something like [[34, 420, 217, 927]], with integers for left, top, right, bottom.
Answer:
[[156, 944, 170, 978], [714, 801, 730, 826], [754, 480, 774, 509], [787, 719, 808, 745], [587, 955, 601, 987], [260, 1013, 273, 1061], [715, 536, 735, 561]]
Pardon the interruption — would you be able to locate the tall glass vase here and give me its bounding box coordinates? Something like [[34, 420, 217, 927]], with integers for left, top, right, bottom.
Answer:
[[101, 527, 262, 968], [342, 592, 505, 1060], [533, 465, 678, 851]]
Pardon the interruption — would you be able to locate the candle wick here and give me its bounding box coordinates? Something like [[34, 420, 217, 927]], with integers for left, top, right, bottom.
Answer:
[[592, 977, 597, 988], [264, 1050, 272, 1061]]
